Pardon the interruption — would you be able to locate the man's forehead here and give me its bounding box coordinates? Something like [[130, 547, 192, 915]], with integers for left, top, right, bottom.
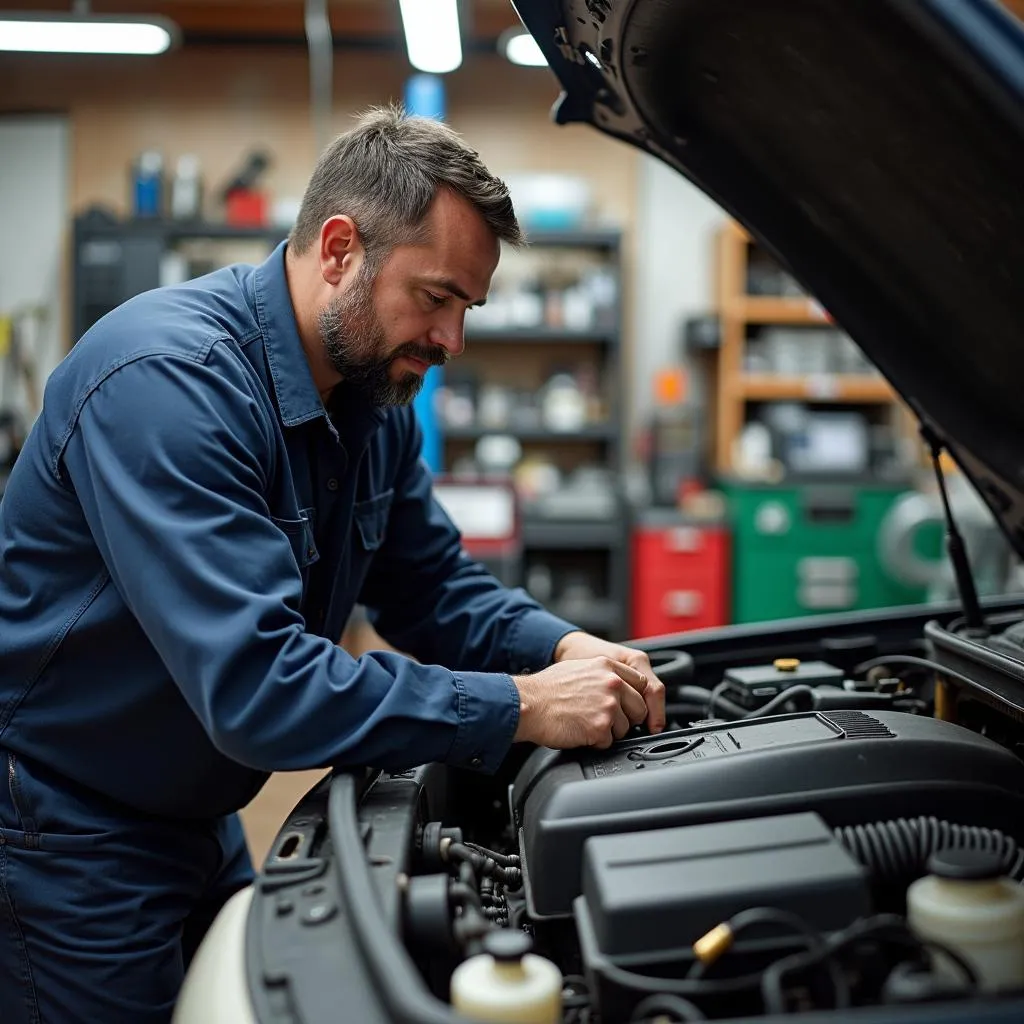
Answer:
[[405, 241, 499, 300], [427, 190, 501, 253]]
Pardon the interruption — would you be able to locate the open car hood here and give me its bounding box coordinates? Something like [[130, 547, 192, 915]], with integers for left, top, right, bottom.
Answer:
[[513, 0, 1024, 558]]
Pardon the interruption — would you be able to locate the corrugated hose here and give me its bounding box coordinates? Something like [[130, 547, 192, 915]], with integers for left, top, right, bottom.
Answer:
[[835, 816, 1024, 883]]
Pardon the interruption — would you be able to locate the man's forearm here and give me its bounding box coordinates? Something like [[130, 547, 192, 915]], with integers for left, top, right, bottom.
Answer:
[[365, 555, 579, 674]]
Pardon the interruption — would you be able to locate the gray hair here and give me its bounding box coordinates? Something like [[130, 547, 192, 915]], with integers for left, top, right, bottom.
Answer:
[[289, 103, 524, 266]]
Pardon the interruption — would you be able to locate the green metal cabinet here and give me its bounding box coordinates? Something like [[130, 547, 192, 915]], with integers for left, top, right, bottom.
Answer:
[[723, 482, 931, 623]]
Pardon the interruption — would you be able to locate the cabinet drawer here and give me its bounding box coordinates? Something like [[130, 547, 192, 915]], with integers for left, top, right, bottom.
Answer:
[[631, 526, 730, 637]]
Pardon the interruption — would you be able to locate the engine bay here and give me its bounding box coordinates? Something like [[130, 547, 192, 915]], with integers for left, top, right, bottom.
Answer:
[[250, 599, 1024, 1024]]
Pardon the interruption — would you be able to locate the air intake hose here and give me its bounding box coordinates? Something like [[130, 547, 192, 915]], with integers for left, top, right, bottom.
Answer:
[[835, 816, 1024, 884]]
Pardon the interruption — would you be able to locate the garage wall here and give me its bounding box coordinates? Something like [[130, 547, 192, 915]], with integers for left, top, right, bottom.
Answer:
[[2, 46, 756, 449], [0, 115, 69, 427], [2, 51, 636, 309], [630, 153, 728, 435]]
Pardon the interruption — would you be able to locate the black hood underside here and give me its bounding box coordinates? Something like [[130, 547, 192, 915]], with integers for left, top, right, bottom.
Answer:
[[515, 0, 1024, 556]]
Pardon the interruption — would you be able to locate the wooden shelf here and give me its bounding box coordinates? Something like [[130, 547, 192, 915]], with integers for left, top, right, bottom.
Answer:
[[712, 219, 904, 473], [736, 296, 830, 325], [738, 374, 893, 403]]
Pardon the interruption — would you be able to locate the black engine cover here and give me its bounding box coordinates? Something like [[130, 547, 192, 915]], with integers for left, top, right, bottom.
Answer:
[[511, 710, 1024, 918]]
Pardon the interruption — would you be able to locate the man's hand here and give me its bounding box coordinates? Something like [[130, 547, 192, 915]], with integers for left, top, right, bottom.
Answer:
[[513, 657, 652, 750], [554, 631, 667, 735]]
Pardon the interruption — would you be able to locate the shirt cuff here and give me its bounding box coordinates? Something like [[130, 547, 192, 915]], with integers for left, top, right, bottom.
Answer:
[[505, 608, 580, 675], [446, 670, 520, 774]]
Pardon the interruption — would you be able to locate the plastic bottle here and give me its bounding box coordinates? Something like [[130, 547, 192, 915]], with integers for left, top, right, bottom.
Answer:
[[170, 155, 202, 220], [907, 847, 1024, 991], [450, 930, 562, 1023], [132, 150, 163, 218]]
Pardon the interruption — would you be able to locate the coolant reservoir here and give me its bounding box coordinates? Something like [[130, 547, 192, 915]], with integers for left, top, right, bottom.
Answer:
[[907, 847, 1024, 991], [450, 929, 562, 1023]]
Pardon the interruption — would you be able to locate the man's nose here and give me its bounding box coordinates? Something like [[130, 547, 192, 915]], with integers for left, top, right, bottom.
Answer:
[[429, 313, 465, 357]]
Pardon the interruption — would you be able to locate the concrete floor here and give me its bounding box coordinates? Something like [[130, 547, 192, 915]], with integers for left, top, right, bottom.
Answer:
[[239, 769, 329, 867]]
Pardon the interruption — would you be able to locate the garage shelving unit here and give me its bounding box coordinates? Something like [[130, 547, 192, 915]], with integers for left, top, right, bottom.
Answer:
[[442, 228, 629, 639], [72, 210, 288, 342], [712, 219, 898, 474], [710, 220, 935, 624]]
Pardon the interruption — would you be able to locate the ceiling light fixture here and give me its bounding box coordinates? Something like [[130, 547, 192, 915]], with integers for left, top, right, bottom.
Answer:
[[501, 28, 547, 67], [398, 0, 462, 75], [0, 12, 178, 55]]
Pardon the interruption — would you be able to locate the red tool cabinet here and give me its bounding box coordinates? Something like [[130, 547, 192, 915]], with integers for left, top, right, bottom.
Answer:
[[631, 513, 730, 638]]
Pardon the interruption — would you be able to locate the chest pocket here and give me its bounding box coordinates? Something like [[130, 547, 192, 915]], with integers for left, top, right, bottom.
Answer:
[[353, 490, 394, 553], [270, 509, 319, 571]]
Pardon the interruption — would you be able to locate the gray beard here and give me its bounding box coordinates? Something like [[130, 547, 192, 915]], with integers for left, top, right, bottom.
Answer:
[[317, 268, 447, 407]]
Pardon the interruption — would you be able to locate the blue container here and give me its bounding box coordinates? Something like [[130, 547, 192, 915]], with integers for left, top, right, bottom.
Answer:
[[132, 150, 163, 218], [404, 74, 446, 471]]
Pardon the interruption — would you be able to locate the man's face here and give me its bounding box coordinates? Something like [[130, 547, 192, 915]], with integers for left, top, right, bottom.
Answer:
[[318, 188, 500, 407]]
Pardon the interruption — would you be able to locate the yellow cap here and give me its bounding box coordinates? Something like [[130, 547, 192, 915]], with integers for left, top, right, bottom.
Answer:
[[774, 658, 801, 672], [693, 923, 734, 965]]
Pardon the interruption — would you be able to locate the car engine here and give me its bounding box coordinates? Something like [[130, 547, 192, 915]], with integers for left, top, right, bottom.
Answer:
[[391, 641, 1024, 1023]]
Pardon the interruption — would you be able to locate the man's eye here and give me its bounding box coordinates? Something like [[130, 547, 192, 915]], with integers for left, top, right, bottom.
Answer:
[[426, 292, 447, 307]]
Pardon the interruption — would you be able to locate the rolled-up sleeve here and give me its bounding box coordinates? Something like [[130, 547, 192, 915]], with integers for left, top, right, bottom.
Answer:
[[359, 411, 580, 674], [58, 345, 519, 774]]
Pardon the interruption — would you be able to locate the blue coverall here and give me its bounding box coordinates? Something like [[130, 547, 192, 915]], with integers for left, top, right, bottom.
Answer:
[[0, 242, 578, 1022]]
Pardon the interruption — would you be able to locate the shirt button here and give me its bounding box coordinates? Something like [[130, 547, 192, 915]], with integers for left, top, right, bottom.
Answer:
[[327, 478, 339, 491], [470, 756, 483, 769]]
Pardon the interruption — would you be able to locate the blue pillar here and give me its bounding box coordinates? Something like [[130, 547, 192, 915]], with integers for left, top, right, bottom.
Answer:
[[405, 73, 446, 473]]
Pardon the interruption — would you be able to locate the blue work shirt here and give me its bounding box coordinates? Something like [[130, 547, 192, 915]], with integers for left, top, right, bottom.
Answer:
[[0, 242, 577, 821]]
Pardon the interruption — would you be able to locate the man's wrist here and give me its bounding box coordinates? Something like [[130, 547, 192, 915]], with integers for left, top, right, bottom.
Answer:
[[553, 630, 588, 662], [511, 673, 537, 743]]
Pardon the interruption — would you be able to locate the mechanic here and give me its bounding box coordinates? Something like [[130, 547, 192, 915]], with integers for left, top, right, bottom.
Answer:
[[0, 105, 666, 1023]]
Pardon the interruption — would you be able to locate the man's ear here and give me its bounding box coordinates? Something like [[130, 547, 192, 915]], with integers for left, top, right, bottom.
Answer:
[[318, 215, 363, 286]]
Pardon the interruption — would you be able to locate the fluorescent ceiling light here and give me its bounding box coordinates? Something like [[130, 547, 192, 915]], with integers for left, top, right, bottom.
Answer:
[[0, 14, 176, 55], [398, 0, 462, 74], [503, 29, 547, 67]]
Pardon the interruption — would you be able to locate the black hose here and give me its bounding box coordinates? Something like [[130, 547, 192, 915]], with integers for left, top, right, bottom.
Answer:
[[679, 684, 816, 723], [464, 841, 520, 868], [447, 882, 481, 911], [644, 649, 695, 685], [835, 816, 1024, 883], [744, 685, 815, 719], [705, 681, 736, 720], [630, 993, 706, 1022], [758, 914, 909, 1015], [677, 686, 748, 720], [446, 841, 522, 888], [686, 907, 827, 981]]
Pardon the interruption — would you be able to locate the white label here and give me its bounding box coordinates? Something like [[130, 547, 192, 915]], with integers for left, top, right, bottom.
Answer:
[[433, 484, 515, 541], [666, 527, 701, 553], [663, 590, 702, 617]]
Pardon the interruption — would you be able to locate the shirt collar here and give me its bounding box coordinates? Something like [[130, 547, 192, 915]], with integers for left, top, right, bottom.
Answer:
[[252, 241, 328, 428], [253, 241, 389, 439]]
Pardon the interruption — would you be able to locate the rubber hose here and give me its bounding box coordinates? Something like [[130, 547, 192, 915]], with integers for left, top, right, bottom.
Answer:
[[835, 816, 1024, 883], [644, 649, 695, 685]]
